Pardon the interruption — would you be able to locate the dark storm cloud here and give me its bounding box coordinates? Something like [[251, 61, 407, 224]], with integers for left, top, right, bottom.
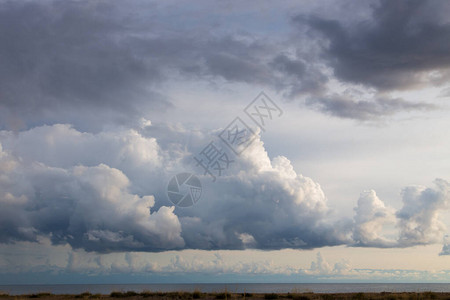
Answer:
[[0, 1, 171, 131], [306, 95, 434, 120], [0, 0, 336, 130], [0, 0, 439, 127], [0, 1, 264, 131], [270, 54, 329, 96], [297, 0, 450, 91], [0, 1, 267, 131]]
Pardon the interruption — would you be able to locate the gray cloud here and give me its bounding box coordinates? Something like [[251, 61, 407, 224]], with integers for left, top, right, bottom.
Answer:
[[0, 1, 280, 131], [298, 0, 450, 91], [440, 235, 450, 255], [0, 1, 171, 131], [1, 0, 441, 129], [270, 54, 329, 97], [306, 94, 434, 120]]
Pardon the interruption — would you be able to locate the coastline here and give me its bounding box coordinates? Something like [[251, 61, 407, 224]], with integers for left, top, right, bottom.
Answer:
[[1, 291, 450, 300]]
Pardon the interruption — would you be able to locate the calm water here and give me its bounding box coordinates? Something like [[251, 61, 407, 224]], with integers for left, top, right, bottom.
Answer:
[[1, 283, 450, 295]]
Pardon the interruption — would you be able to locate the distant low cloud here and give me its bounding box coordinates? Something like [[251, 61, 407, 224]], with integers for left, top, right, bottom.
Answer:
[[3, 242, 450, 282]]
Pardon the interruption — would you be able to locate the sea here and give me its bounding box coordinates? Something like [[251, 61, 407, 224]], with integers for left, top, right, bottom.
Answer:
[[1, 283, 450, 295]]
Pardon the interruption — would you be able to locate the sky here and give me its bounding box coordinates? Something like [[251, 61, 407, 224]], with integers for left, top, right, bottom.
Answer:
[[1, 0, 450, 284]]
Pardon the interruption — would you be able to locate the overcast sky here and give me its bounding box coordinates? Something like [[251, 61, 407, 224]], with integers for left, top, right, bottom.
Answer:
[[1, 0, 450, 284]]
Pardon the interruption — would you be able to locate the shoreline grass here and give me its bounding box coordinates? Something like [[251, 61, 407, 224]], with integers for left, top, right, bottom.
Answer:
[[0, 291, 449, 300]]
